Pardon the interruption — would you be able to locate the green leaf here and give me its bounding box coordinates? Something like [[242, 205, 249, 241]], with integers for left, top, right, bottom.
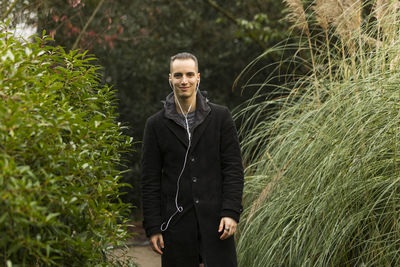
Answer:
[[45, 213, 60, 222]]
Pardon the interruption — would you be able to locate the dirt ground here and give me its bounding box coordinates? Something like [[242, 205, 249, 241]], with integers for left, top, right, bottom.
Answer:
[[114, 245, 161, 267], [111, 222, 161, 267]]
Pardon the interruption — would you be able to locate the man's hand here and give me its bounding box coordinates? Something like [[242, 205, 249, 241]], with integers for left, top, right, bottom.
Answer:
[[150, 233, 164, 255], [218, 217, 237, 240]]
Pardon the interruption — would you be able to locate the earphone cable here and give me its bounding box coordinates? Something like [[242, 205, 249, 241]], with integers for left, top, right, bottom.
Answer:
[[161, 79, 200, 232]]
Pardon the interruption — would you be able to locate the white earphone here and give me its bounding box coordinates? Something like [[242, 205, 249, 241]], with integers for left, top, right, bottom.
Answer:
[[161, 75, 200, 232], [168, 77, 200, 89]]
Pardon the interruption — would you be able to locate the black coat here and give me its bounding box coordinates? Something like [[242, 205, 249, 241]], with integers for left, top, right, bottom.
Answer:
[[141, 92, 244, 267]]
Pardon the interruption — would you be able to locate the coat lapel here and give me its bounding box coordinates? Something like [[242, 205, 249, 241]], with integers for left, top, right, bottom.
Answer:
[[162, 91, 212, 150], [191, 111, 212, 151], [164, 118, 189, 148]]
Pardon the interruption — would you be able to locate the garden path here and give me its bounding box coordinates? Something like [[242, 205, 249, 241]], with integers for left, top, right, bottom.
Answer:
[[112, 222, 161, 267]]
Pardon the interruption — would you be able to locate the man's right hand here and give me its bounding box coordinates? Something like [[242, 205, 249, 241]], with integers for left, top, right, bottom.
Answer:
[[150, 233, 164, 255]]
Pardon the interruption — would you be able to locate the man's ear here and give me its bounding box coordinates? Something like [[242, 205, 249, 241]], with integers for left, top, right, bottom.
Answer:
[[168, 74, 173, 89]]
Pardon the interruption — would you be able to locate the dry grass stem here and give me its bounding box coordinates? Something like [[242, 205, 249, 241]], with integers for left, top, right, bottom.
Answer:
[[313, 0, 332, 30], [334, 0, 362, 41], [284, 0, 320, 101], [314, 0, 362, 43], [313, 0, 334, 81], [247, 152, 297, 222], [374, 0, 400, 38], [374, 0, 395, 26], [283, 0, 310, 36], [390, 54, 400, 71]]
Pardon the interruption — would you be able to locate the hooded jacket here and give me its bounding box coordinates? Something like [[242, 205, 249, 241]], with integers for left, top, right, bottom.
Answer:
[[141, 91, 244, 267]]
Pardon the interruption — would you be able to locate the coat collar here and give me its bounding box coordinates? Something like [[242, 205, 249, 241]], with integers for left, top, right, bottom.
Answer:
[[163, 91, 211, 149]]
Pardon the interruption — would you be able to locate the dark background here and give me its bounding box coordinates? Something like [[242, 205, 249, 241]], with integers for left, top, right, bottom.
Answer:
[[3, 0, 290, 219]]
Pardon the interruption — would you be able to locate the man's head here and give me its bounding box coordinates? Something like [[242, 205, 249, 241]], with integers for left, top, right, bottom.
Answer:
[[170, 52, 198, 73], [169, 52, 200, 102]]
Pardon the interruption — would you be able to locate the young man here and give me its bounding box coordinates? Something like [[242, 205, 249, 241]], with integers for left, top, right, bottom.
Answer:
[[141, 52, 244, 267]]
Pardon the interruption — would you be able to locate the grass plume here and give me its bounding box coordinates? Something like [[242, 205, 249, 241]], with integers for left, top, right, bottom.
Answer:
[[283, 0, 310, 35], [283, 0, 319, 100]]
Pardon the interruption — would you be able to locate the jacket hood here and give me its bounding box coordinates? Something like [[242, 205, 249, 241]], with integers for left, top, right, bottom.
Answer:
[[163, 90, 211, 130]]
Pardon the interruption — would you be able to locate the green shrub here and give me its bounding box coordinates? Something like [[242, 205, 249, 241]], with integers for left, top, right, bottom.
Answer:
[[0, 28, 133, 266], [237, 1, 400, 266]]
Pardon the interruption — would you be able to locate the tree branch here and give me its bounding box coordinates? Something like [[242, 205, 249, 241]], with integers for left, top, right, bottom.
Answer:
[[204, 0, 238, 25], [203, 0, 267, 50], [72, 0, 106, 50], [1, 0, 20, 21]]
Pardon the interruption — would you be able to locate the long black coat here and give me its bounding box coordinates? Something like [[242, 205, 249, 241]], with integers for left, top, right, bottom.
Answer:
[[141, 92, 244, 267]]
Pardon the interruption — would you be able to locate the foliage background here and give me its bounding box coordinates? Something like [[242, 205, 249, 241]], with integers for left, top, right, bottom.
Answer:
[[1, 0, 292, 218], [0, 28, 133, 265]]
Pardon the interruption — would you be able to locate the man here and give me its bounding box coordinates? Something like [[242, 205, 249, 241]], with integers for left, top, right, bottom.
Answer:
[[141, 52, 244, 267]]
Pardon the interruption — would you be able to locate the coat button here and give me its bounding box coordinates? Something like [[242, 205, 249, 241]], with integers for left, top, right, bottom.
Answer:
[[194, 199, 199, 204], [192, 177, 197, 183]]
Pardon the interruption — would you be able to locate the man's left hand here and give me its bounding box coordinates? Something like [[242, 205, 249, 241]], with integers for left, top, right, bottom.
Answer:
[[218, 217, 237, 240]]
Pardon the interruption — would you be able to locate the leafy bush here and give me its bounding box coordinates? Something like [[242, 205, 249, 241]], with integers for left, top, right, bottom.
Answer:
[[0, 28, 133, 266], [236, 0, 400, 266]]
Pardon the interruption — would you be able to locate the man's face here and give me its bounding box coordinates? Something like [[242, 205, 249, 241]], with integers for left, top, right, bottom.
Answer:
[[169, 59, 200, 102]]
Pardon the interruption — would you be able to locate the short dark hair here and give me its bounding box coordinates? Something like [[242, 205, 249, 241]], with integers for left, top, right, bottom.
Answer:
[[170, 52, 198, 73]]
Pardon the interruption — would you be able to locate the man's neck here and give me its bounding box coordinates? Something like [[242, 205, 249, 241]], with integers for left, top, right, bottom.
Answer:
[[175, 96, 197, 114]]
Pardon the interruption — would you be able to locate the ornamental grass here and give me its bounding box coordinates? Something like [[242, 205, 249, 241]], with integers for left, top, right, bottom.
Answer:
[[236, 0, 400, 266]]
